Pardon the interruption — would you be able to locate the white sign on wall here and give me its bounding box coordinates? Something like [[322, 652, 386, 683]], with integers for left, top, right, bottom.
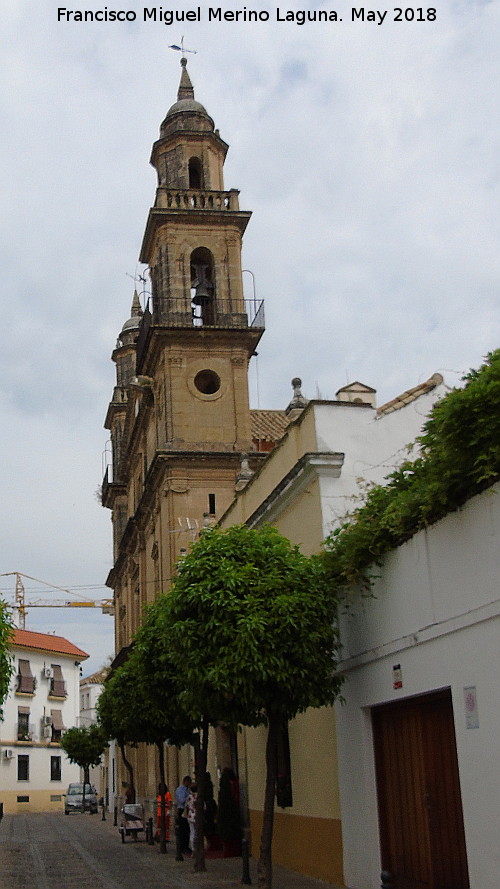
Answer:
[[463, 686, 479, 729]]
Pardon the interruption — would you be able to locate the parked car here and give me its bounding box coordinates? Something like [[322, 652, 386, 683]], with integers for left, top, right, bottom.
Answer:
[[64, 783, 98, 814]]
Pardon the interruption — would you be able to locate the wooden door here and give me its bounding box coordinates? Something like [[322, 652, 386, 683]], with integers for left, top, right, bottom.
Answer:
[[372, 690, 469, 889]]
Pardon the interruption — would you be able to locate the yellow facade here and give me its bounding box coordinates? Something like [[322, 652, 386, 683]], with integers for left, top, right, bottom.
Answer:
[[1, 790, 65, 815], [220, 407, 345, 884]]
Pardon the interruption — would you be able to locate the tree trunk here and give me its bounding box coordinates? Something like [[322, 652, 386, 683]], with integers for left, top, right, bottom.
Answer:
[[82, 766, 90, 814], [157, 741, 168, 854], [193, 716, 209, 872], [257, 714, 280, 889], [118, 740, 135, 803]]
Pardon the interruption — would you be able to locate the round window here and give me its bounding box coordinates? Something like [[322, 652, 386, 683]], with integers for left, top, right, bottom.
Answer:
[[194, 369, 221, 395]]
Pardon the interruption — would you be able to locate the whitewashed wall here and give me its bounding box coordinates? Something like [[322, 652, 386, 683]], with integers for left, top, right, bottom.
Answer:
[[335, 484, 500, 889], [0, 645, 82, 810]]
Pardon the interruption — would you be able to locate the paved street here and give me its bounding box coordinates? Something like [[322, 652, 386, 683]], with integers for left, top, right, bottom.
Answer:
[[0, 813, 338, 889]]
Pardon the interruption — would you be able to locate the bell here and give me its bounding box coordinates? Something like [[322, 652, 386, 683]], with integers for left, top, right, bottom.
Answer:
[[192, 283, 211, 305]]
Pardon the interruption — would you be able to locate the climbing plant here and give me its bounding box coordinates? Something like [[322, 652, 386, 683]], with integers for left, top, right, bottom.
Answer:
[[323, 349, 500, 591]]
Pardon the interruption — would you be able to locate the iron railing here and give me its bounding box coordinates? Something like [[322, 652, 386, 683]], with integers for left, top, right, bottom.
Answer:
[[136, 296, 264, 370]]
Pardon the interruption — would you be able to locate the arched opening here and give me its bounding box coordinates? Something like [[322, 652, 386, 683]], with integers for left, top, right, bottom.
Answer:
[[190, 247, 215, 326], [188, 157, 203, 189]]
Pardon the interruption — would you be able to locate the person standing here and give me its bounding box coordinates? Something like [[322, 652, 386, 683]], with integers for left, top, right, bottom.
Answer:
[[156, 782, 172, 842], [184, 783, 198, 853], [175, 775, 192, 854]]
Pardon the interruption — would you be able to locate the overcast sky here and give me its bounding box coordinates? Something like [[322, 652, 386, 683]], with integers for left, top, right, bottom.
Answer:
[[1, 1, 499, 675]]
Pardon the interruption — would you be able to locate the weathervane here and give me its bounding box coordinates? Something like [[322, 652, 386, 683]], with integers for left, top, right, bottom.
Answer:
[[168, 36, 197, 55]]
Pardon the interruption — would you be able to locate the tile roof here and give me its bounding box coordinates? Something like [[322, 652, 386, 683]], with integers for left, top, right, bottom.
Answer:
[[250, 409, 289, 444], [80, 667, 108, 685], [11, 628, 89, 660], [377, 373, 444, 417]]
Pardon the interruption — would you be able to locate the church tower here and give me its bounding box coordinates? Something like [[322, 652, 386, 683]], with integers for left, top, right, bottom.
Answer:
[[103, 59, 265, 665]]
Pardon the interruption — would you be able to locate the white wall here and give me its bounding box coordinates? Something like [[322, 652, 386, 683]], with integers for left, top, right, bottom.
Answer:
[[0, 645, 82, 809], [313, 383, 447, 538], [335, 484, 500, 889]]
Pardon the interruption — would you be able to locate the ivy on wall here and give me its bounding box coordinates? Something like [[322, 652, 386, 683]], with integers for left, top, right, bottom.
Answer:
[[323, 350, 500, 592]]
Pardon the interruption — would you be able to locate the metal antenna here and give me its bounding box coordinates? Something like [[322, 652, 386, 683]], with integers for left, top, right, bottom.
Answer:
[[168, 36, 197, 54]]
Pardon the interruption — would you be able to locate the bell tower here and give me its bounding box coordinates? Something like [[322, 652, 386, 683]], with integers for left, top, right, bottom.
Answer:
[[104, 59, 265, 659], [136, 58, 262, 451]]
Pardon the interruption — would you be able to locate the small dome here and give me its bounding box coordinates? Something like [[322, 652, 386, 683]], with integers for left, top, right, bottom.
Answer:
[[165, 98, 211, 120], [120, 290, 143, 336], [121, 315, 141, 333], [160, 57, 215, 136]]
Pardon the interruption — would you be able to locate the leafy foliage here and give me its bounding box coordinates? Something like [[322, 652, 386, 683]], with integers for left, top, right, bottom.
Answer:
[[60, 724, 108, 783], [323, 350, 500, 590], [0, 601, 14, 719], [164, 523, 343, 727], [97, 634, 196, 849]]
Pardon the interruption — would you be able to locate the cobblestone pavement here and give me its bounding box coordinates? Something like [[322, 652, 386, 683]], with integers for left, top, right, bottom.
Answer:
[[0, 813, 339, 889]]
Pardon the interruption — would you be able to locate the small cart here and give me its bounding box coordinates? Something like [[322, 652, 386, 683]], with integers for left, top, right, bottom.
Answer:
[[119, 803, 145, 842]]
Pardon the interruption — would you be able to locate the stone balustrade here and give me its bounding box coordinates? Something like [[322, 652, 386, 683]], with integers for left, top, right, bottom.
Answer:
[[156, 188, 240, 211]]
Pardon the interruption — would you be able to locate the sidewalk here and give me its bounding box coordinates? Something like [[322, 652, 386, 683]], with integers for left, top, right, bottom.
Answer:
[[101, 812, 342, 889]]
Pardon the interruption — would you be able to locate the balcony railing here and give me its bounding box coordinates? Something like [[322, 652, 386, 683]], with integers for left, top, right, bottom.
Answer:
[[16, 675, 35, 695], [156, 187, 240, 212], [49, 679, 67, 698], [136, 296, 265, 371]]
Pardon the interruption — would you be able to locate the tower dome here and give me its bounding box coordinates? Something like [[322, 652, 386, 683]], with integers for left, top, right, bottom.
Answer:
[[119, 290, 143, 345], [160, 58, 214, 137]]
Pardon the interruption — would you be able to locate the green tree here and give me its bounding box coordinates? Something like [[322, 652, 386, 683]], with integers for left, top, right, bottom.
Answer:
[[60, 724, 108, 811], [0, 601, 14, 719], [150, 524, 343, 889], [97, 664, 142, 805], [97, 648, 195, 853]]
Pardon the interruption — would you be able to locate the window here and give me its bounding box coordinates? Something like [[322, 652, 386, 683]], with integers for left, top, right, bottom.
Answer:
[[18, 754, 29, 781], [208, 493, 216, 515], [190, 247, 215, 326], [50, 756, 61, 782], [194, 369, 220, 395], [50, 709, 65, 741], [17, 707, 30, 741], [49, 665, 66, 698], [188, 156, 203, 189], [17, 659, 34, 694]]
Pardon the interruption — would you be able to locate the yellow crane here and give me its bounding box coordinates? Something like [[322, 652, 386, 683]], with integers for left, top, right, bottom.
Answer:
[[0, 572, 114, 629]]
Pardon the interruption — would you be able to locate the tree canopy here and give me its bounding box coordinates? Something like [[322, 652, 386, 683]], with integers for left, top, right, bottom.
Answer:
[[60, 724, 108, 786], [164, 523, 343, 728], [0, 602, 14, 720]]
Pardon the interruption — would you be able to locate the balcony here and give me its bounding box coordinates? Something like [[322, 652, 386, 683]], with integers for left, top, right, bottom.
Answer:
[[16, 675, 35, 695], [136, 296, 265, 372], [49, 678, 67, 698], [155, 187, 240, 212]]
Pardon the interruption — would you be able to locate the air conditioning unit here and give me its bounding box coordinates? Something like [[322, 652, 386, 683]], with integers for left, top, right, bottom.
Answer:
[[43, 726, 52, 739], [42, 715, 52, 726], [3, 749, 14, 759], [42, 667, 53, 680]]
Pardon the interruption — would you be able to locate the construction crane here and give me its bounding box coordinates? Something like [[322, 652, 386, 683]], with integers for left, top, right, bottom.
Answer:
[[0, 572, 114, 629]]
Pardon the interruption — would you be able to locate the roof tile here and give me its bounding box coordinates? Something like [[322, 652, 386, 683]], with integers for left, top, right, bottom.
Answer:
[[250, 409, 289, 444], [377, 373, 444, 417], [11, 628, 89, 660]]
